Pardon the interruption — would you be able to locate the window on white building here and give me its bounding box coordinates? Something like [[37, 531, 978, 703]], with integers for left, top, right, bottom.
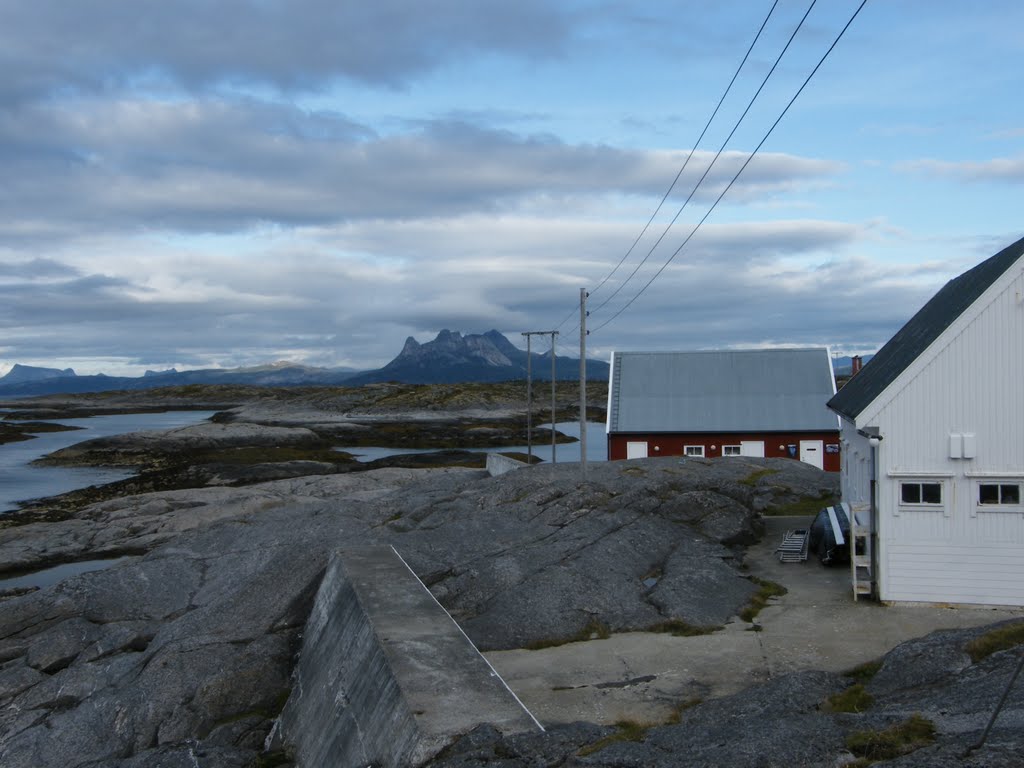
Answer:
[[722, 445, 741, 456], [978, 482, 1022, 507], [900, 481, 942, 506], [684, 445, 705, 457]]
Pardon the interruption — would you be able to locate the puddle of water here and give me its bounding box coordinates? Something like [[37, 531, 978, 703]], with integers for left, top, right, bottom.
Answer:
[[0, 556, 133, 591]]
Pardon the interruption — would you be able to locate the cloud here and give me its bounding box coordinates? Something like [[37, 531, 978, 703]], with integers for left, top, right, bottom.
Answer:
[[0, 97, 844, 243], [899, 155, 1024, 183], [0, 0, 572, 102], [0, 214, 901, 374]]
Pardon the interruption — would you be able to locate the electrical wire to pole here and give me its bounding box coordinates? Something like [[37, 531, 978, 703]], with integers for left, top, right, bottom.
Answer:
[[589, 0, 818, 318], [591, 0, 869, 334], [587, 0, 782, 303], [551, 0, 782, 334]]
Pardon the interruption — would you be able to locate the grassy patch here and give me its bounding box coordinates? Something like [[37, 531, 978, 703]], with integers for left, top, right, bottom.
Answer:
[[965, 621, 1024, 663], [761, 496, 838, 517], [621, 466, 648, 476], [845, 714, 935, 763], [739, 468, 780, 486], [577, 720, 650, 756], [645, 619, 721, 637], [254, 751, 291, 768], [524, 618, 611, 650], [823, 683, 874, 713], [575, 617, 611, 641], [665, 697, 703, 724], [739, 577, 788, 622], [844, 658, 884, 683]]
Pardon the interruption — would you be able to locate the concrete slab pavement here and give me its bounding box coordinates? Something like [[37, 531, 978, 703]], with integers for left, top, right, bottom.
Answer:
[[485, 515, 1024, 727]]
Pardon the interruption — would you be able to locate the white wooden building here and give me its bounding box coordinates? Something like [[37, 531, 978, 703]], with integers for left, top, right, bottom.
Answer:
[[828, 235, 1024, 605]]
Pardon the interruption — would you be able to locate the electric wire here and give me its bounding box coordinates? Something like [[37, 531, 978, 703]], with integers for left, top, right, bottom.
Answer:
[[552, 0, 781, 333], [588, 0, 781, 301], [591, 0, 869, 334], [589, 0, 817, 318]]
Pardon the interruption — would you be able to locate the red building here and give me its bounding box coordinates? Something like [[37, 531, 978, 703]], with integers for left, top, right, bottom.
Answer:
[[606, 348, 841, 472]]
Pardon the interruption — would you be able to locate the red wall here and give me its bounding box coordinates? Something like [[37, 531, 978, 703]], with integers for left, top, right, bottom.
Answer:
[[607, 431, 841, 472]]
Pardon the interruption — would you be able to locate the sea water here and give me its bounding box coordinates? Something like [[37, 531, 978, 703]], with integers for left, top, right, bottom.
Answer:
[[0, 411, 216, 513], [335, 421, 608, 464]]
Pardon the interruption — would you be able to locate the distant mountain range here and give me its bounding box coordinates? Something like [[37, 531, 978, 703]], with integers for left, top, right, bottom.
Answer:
[[344, 329, 608, 385], [0, 330, 610, 397]]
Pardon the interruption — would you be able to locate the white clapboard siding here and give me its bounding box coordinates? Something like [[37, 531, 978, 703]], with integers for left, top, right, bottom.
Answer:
[[870, 263, 1024, 606]]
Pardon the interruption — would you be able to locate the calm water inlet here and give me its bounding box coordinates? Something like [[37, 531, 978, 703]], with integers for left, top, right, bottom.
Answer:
[[0, 411, 217, 513], [335, 421, 608, 464]]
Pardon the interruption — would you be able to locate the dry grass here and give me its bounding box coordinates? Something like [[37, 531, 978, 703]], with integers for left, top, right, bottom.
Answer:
[[645, 619, 721, 637], [739, 577, 788, 622], [845, 714, 935, 763], [965, 621, 1024, 663], [822, 683, 874, 713], [577, 719, 651, 756]]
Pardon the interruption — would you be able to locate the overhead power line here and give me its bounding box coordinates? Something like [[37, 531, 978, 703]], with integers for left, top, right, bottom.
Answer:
[[590, 0, 817, 318], [552, 0, 782, 334], [588, 0, 781, 301], [591, 0, 869, 334]]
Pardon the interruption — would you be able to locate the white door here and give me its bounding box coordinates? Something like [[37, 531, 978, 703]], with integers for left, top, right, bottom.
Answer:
[[800, 440, 824, 469], [740, 440, 765, 457], [626, 441, 648, 459]]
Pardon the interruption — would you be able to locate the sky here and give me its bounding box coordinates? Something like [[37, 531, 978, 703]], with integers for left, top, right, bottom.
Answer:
[[1, 0, 1022, 377]]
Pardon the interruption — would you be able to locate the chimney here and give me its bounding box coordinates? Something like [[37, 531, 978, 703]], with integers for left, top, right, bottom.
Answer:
[[851, 355, 863, 375]]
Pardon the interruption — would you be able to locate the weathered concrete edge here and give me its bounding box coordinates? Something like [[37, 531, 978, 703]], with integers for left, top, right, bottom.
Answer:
[[273, 553, 422, 767], [273, 546, 542, 767], [389, 545, 545, 734], [486, 453, 528, 476]]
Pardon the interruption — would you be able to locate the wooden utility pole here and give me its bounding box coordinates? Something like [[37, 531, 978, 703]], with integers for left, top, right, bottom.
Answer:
[[579, 288, 588, 478], [550, 332, 557, 463], [523, 332, 533, 461], [522, 330, 558, 464]]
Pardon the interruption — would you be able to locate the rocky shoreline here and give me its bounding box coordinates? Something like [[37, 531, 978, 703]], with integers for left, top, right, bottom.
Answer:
[[0, 385, 1021, 767], [1, 382, 595, 524]]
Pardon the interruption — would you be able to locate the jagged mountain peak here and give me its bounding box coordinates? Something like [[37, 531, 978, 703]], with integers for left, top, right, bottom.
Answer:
[[388, 329, 513, 369]]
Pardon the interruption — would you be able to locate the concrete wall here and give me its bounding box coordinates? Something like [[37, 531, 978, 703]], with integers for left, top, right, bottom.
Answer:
[[275, 547, 540, 767], [275, 553, 419, 767], [486, 452, 528, 477]]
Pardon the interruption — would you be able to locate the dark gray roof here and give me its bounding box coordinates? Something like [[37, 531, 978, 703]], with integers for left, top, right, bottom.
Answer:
[[609, 348, 839, 434], [828, 235, 1024, 421]]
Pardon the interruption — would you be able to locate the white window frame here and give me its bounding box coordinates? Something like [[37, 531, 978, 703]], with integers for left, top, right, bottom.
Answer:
[[897, 480, 946, 516], [722, 445, 741, 457], [974, 480, 1023, 516], [684, 445, 705, 458]]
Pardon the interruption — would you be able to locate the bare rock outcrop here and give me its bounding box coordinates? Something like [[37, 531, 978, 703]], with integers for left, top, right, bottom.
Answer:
[[0, 456, 842, 766]]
